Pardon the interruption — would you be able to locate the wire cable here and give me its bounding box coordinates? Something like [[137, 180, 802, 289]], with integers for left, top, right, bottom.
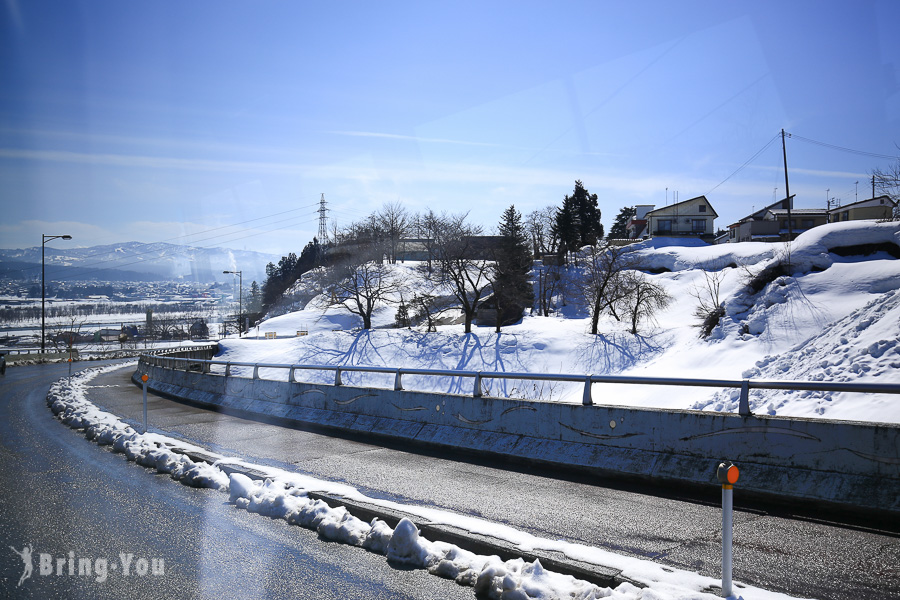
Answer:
[[9, 204, 320, 278], [705, 133, 780, 195], [787, 133, 899, 160]]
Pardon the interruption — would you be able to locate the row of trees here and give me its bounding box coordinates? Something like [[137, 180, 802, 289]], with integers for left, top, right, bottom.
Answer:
[[258, 180, 672, 336], [523, 180, 604, 265], [323, 206, 533, 333]]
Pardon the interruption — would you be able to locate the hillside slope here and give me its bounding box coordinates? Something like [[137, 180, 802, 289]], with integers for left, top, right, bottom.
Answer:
[[221, 221, 900, 423]]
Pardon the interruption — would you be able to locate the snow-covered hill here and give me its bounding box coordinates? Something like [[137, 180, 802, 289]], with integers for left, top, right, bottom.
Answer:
[[220, 221, 900, 423]]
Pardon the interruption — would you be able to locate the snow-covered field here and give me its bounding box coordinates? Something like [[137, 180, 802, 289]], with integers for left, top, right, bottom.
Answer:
[[221, 221, 900, 424], [47, 363, 805, 600]]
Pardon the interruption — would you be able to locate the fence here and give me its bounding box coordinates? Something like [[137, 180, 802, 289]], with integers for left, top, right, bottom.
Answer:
[[4, 344, 218, 362], [139, 353, 900, 414]]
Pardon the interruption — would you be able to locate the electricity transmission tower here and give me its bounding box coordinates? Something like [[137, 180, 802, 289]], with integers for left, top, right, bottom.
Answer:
[[317, 193, 328, 242]]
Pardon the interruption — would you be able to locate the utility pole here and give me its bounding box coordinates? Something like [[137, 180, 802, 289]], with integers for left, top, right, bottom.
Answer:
[[781, 129, 793, 241], [855, 181, 859, 203], [41, 234, 72, 353], [318, 193, 328, 242], [223, 270, 242, 337], [872, 175, 876, 200]]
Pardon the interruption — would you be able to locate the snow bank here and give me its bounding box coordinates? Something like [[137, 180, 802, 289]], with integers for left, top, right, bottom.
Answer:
[[47, 363, 229, 490], [696, 288, 900, 422]]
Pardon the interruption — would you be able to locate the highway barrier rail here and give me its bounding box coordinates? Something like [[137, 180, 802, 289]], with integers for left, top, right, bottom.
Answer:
[[139, 353, 900, 416], [137, 350, 900, 516]]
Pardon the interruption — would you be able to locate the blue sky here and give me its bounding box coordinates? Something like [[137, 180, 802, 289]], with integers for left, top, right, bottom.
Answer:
[[2, 0, 899, 255]]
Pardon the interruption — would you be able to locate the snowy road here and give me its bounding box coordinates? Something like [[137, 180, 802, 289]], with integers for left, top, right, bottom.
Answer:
[[0, 362, 473, 599], [78, 364, 900, 600]]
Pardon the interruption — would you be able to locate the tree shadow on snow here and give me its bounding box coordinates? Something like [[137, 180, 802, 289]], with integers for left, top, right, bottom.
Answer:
[[572, 330, 669, 374]]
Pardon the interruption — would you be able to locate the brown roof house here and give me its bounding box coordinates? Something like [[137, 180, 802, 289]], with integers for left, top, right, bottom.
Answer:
[[726, 197, 791, 243], [645, 196, 718, 241]]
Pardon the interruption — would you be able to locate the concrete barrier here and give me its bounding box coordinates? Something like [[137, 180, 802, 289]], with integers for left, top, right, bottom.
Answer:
[[135, 359, 900, 515]]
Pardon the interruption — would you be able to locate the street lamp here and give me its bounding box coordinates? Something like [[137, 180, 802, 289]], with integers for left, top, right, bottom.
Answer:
[[42, 234, 72, 352], [223, 270, 242, 337]]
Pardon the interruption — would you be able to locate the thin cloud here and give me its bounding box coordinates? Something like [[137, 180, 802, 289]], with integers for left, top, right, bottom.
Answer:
[[331, 130, 505, 148], [749, 164, 869, 179], [0, 148, 304, 173]]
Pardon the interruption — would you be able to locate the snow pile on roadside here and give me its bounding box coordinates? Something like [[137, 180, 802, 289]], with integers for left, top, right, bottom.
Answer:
[[47, 365, 804, 600], [226, 474, 762, 600], [695, 288, 900, 422], [46, 363, 229, 490]]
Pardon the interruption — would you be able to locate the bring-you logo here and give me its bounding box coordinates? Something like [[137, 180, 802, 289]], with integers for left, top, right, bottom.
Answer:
[[9, 543, 164, 586]]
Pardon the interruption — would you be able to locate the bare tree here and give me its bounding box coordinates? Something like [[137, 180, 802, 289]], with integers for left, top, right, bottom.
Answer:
[[619, 271, 672, 334], [525, 206, 558, 258], [580, 244, 634, 334], [690, 263, 727, 338], [535, 261, 563, 317], [327, 260, 402, 329], [376, 201, 410, 264], [430, 213, 493, 333], [419, 208, 446, 274], [872, 159, 900, 220]]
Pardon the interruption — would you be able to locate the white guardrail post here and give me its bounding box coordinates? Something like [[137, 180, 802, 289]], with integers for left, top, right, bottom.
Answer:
[[717, 462, 740, 597]]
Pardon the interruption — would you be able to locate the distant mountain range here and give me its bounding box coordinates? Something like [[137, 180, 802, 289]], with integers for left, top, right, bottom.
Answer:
[[0, 242, 282, 283]]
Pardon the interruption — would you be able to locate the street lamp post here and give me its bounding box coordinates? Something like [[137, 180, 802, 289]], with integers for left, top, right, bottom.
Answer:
[[223, 270, 242, 337], [42, 234, 73, 353]]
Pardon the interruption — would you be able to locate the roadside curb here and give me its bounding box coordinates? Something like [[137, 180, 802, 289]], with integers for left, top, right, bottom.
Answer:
[[176, 448, 635, 590]]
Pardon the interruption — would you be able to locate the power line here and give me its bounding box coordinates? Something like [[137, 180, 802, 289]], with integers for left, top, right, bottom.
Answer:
[[48, 215, 319, 283], [786, 133, 899, 160], [9, 204, 320, 278], [705, 133, 780, 195], [31, 202, 320, 269], [17, 214, 319, 283]]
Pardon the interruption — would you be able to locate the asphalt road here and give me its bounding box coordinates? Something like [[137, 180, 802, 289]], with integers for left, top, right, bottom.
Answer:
[[3, 361, 899, 599], [0, 361, 474, 600], [92, 362, 900, 600]]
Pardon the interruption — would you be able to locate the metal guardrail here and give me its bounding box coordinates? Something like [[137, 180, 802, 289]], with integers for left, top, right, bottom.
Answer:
[[3, 344, 216, 360], [138, 354, 900, 416]]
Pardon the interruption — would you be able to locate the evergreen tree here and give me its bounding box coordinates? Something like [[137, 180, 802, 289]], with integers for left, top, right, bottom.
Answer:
[[552, 194, 580, 264], [608, 206, 636, 240], [248, 281, 262, 313], [570, 180, 603, 246], [493, 205, 534, 331]]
